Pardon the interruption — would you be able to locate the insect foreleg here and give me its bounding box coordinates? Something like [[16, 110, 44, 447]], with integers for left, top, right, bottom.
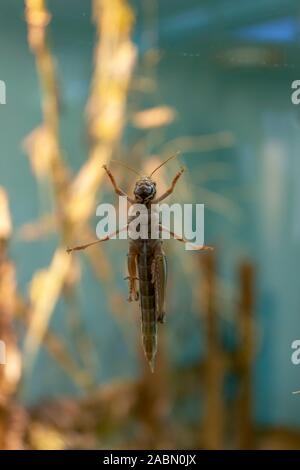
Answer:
[[102, 165, 135, 203], [153, 167, 185, 203], [67, 225, 128, 253]]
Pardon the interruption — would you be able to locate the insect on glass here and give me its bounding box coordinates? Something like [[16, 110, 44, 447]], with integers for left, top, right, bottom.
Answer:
[[67, 154, 213, 372]]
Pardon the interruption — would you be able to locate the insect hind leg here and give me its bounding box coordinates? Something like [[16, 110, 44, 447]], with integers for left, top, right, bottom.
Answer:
[[126, 250, 139, 302], [152, 246, 167, 324]]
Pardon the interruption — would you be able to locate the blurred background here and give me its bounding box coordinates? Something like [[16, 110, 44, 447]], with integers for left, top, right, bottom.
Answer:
[[0, 0, 300, 450]]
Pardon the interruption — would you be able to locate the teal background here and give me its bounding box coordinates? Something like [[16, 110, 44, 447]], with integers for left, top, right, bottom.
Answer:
[[0, 0, 300, 428]]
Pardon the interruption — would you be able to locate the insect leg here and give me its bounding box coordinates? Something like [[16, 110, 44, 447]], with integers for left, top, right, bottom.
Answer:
[[126, 243, 139, 302], [160, 225, 213, 251], [66, 225, 128, 253], [102, 165, 135, 203], [152, 244, 167, 324], [153, 167, 185, 203]]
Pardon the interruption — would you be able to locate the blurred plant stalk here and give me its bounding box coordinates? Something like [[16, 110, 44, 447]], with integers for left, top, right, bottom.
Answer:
[[69, 0, 137, 225], [200, 251, 225, 450], [0, 189, 24, 449], [235, 262, 254, 449], [198, 252, 255, 449], [23, 0, 137, 386]]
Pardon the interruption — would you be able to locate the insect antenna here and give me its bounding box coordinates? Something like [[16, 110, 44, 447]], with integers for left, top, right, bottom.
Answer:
[[110, 159, 142, 177], [149, 150, 181, 177]]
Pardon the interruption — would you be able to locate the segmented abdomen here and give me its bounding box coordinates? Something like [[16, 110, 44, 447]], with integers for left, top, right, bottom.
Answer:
[[137, 242, 157, 371]]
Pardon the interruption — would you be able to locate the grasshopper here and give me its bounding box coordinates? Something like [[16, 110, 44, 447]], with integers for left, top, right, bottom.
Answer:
[[67, 154, 212, 371]]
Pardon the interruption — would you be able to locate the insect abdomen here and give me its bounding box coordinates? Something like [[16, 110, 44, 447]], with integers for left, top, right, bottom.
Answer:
[[137, 243, 157, 372]]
